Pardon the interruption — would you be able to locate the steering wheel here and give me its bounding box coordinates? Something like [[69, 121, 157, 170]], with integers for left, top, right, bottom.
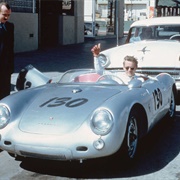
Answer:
[[97, 74, 125, 84], [169, 34, 180, 41]]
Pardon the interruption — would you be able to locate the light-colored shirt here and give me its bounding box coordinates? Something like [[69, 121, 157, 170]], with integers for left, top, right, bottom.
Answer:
[[94, 57, 145, 84], [129, 36, 141, 43]]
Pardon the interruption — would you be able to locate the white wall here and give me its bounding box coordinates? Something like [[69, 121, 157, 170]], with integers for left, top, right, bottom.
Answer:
[[59, 16, 76, 45], [59, 1, 84, 45], [9, 1, 84, 52], [84, 0, 93, 21], [10, 13, 38, 53]]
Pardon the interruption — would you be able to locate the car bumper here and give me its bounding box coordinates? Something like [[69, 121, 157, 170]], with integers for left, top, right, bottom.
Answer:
[[0, 130, 123, 161]]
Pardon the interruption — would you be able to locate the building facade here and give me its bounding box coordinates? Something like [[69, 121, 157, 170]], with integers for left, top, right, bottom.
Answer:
[[7, 0, 85, 52], [156, 0, 180, 16], [5, 0, 124, 53], [84, 0, 124, 37], [124, 0, 150, 21], [7, 0, 178, 53], [124, 0, 180, 21]]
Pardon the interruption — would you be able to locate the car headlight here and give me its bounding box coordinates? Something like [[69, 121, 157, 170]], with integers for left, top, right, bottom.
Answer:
[[91, 108, 113, 135], [0, 105, 10, 129], [98, 54, 110, 68]]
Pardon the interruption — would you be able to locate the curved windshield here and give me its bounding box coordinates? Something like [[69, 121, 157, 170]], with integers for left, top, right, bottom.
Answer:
[[59, 69, 100, 83], [58, 69, 127, 85]]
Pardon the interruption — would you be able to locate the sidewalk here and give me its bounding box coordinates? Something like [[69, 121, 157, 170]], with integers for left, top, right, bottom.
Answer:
[[12, 37, 126, 89]]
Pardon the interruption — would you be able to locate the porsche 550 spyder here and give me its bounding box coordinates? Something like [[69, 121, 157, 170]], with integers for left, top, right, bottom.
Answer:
[[0, 68, 177, 163]]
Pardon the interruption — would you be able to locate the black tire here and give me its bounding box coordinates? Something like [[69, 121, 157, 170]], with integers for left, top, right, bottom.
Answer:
[[121, 109, 139, 162], [166, 90, 176, 120]]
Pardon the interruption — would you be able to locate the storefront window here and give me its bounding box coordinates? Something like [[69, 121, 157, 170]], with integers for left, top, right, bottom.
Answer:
[[6, 0, 35, 13], [84, 0, 115, 37]]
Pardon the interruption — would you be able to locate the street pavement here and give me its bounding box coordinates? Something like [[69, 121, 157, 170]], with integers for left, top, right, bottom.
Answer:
[[11, 37, 126, 89], [14, 37, 125, 73]]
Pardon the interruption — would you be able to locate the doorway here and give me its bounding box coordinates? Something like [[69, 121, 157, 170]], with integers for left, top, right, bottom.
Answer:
[[38, 0, 61, 47]]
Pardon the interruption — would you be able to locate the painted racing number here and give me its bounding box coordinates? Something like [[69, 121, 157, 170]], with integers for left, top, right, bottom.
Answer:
[[153, 88, 162, 110], [40, 97, 88, 108]]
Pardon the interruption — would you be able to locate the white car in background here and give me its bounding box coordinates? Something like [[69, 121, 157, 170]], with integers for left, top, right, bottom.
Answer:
[[96, 19, 108, 36], [125, 16, 180, 43], [97, 40, 180, 104], [84, 22, 99, 36]]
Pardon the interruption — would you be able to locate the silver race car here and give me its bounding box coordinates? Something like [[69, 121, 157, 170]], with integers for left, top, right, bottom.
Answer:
[[0, 67, 177, 163]]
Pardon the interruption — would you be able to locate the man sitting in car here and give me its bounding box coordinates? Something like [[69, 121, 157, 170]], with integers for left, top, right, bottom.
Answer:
[[91, 44, 147, 84]]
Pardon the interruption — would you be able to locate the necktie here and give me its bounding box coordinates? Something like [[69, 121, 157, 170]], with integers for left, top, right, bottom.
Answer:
[[0, 23, 5, 51], [0, 23, 6, 31]]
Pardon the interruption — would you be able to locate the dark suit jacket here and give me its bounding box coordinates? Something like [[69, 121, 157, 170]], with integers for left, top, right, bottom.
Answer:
[[0, 21, 14, 74], [0, 21, 14, 99]]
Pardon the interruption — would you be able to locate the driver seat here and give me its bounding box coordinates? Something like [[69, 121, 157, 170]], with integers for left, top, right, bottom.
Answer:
[[74, 73, 100, 82]]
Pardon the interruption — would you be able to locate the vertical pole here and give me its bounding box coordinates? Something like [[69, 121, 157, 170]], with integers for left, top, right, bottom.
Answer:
[[131, 0, 132, 20], [110, 1, 113, 26], [116, 0, 119, 46], [92, 0, 95, 37], [149, 0, 156, 18], [38, 0, 41, 48], [33, 0, 35, 13]]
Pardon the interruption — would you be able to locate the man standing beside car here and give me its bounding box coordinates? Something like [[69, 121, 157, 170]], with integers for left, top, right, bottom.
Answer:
[[0, 2, 14, 99]]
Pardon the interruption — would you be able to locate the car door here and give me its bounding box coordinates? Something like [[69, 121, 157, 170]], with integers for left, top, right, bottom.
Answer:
[[142, 78, 167, 126]]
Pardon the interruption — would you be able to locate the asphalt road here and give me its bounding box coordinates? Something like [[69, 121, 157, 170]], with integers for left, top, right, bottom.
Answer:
[[14, 37, 124, 74], [1, 37, 180, 180]]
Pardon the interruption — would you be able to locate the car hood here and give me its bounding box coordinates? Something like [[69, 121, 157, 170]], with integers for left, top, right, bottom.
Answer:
[[101, 40, 180, 69], [19, 84, 120, 135]]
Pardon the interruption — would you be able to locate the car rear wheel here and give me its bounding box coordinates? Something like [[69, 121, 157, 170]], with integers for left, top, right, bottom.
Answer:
[[167, 90, 176, 119]]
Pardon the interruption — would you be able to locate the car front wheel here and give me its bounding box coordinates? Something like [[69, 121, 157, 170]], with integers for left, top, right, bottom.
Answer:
[[121, 110, 139, 162]]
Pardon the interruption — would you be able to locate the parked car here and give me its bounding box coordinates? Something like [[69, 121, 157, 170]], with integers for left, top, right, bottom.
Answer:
[[96, 19, 108, 36], [0, 66, 176, 163], [84, 21, 99, 36], [126, 16, 180, 43]]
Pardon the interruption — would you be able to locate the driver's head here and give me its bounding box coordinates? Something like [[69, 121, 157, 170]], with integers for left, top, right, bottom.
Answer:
[[123, 56, 138, 77], [141, 27, 152, 39]]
